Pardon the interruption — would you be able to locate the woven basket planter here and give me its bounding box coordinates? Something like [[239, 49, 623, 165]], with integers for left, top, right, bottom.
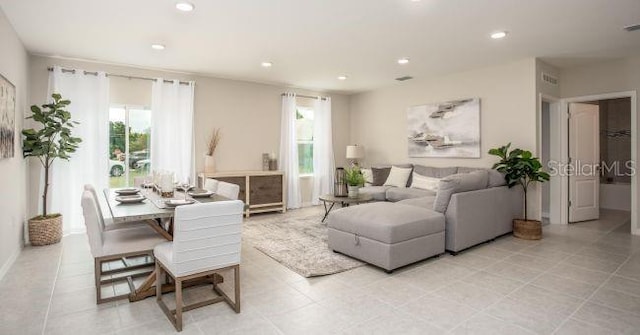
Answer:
[[513, 219, 542, 240], [28, 215, 63, 246]]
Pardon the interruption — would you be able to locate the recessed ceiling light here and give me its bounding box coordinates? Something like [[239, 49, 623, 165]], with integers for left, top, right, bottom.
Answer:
[[491, 31, 508, 39], [337, 75, 348, 80], [176, 2, 195, 12], [151, 44, 165, 50], [397, 58, 410, 65], [411, 0, 421, 2], [261, 61, 273, 68]]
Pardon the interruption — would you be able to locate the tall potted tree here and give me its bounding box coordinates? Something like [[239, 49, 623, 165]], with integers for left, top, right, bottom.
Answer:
[[489, 143, 549, 240], [22, 94, 82, 246]]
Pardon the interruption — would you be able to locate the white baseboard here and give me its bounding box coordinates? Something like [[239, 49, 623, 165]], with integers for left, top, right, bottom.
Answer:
[[0, 247, 21, 281]]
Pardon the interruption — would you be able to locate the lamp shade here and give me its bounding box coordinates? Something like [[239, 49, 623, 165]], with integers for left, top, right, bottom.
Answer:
[[346, 145, 365, 159]]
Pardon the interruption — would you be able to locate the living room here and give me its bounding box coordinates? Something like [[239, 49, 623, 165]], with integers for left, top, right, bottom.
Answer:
[[2, 0, 640, 334]]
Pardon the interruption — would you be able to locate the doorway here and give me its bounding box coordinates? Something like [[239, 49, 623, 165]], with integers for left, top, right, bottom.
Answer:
[[558, 91, 637, 235]]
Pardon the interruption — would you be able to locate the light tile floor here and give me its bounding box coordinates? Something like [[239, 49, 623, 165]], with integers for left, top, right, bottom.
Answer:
[[2, 208, 640, 334]]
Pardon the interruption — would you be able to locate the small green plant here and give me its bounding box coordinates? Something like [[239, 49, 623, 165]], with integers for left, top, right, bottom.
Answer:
[[488, 143, 549, 221], [344, 166, 365, 187], [23, 94, 82, 217]]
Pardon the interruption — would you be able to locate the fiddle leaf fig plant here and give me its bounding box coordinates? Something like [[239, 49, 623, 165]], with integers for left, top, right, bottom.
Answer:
[[23, 93, 82, 217], [489, 143, 549, 221]]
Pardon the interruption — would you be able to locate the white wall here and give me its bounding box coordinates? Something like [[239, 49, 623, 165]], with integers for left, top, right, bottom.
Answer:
[[349, 58, 540, 219], [28, 56, 351, 214], [0, 8, 29, 278], [560, 57, 640, 233]]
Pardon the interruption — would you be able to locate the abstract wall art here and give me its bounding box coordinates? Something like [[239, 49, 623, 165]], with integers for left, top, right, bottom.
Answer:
[[0, 73, 16, 159], [407, 98, 480, 158]]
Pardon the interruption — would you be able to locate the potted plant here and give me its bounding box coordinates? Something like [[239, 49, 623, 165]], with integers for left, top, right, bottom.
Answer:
[[22, 94, 81, 246], [489, 143, 549, 240], [204, 128, 221, 174], [344, 166, 365, 198]]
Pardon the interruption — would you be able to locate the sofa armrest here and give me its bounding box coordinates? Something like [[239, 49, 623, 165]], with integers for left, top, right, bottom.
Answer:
[[445, 186, 521, 252]]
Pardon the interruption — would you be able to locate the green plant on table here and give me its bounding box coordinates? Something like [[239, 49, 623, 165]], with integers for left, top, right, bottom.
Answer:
[[22, 93, 82, 218], [344, 166, 365, 187]]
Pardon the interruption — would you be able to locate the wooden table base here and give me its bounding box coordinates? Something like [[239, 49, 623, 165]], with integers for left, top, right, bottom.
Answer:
[[129, 271, 224, 302]]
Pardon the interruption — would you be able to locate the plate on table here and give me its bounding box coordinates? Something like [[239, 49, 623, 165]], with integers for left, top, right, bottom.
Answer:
[[187, 189, 214, 198], [115, 187, 140, 195], [115, 195, 146, 204], [165, 199, 196, 207]]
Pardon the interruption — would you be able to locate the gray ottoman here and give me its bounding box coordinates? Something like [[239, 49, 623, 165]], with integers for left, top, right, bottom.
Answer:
[[327, 202, 445, 272]]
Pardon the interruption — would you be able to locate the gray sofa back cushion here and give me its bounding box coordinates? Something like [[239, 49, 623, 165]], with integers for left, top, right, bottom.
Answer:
[[413, 165, 458, 178], [488, 169, 507, 187], [433, 170, 489, 213]]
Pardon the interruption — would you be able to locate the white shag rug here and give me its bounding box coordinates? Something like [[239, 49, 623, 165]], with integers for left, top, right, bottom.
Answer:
[[242, 207, 364, 277]]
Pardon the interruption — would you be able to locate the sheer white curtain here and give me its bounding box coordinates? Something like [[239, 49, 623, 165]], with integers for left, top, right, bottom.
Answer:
[[47, 66, 110, 234], [279, 93, 302, 209], [151, 79, 195, 183], [312, 97, 335, 205]]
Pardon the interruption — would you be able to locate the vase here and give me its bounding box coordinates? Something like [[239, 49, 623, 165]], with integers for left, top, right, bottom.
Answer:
[[204, 154, 216, 174], [347, 185, 359, 198]]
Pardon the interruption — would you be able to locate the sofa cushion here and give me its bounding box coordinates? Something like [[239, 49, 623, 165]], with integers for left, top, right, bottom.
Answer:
[[398, 196, 436, 209], [433, 170, 489, 213], [488, 169, 507, 187], [327, 202, 445, 244], [411, 172, 440, 192], [359, 186, 392, 201], [386, 187, 435, 202], [384, 166, 413, 188], [361, 168, 374, 186], [413, 165, 458, 178], [371, 167, 391, 186]]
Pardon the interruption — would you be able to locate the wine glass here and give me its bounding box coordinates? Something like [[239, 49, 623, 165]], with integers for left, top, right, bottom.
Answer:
[[180, 176, 191, 201]]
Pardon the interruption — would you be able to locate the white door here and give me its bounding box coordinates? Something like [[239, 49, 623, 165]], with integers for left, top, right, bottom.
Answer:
[[569, 103, 600, 222]]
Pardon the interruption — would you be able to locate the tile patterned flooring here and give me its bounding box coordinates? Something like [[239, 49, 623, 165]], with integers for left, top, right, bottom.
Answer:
[[2, 207, 640, 334]]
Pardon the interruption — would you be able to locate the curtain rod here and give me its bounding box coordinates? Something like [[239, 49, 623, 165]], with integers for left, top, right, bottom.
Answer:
[[47, 67, 192, 85], [281, 93, 328, 100]]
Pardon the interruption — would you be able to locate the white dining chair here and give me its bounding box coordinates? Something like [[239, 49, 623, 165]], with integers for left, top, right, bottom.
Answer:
[[154, 200, 244, 331], [203, 178, 219, 192], [81, 190, 167, 304], [217, 181, 240, 200], [84, 184, 147, 231]]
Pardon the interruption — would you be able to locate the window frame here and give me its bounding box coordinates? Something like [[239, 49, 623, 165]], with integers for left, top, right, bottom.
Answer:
[[109, 104, 151, 186], [296, 106, 315, 177]]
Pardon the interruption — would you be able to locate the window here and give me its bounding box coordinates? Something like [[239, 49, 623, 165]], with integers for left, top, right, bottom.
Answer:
[[296, 107, 314, 175], [109, 106, 151, 187]]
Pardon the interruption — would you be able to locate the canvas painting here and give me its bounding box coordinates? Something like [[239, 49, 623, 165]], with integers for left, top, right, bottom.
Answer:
[[0, 74, 16, 159], [407, 98, 480, 158]]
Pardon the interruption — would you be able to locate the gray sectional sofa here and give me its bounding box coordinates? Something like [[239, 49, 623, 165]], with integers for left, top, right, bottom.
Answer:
[[327, 165, 523, 272]]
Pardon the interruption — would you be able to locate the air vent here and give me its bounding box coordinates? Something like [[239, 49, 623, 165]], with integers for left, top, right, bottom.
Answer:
[[395, 76, 413, 81], [624, 24, 640, 32], [541, 72, 558, 86]]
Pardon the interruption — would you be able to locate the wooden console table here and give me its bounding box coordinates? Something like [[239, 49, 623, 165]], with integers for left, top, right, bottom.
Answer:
[[198, 170, 286, 217]]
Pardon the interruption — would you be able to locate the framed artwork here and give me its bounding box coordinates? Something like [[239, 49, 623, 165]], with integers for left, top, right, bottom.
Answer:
[[407, 98, 480, 158], [0, 73, 16, 159]]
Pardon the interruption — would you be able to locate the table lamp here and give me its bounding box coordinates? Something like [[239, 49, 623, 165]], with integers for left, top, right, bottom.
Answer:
[[346, 145, 365, 167]]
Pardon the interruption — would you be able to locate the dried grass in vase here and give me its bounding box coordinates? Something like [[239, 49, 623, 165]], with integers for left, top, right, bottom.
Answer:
[[207, 128, 222, 156]]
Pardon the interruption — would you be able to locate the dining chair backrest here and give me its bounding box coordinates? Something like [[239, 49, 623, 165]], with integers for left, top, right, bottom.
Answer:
[[217, 181, 240, 200], [81, 190, 104, 257], [172, 200, 244, 276], [203, 178, 219, 192], [84, 184, 106, 231]]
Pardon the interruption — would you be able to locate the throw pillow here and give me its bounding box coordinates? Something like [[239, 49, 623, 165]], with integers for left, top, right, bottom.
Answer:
[[433, 170, 489, 213], [371, 167, 391, 186], [361, 168, 373, 186], [383, 166, 413, 188], [410, 172, 440, 192]]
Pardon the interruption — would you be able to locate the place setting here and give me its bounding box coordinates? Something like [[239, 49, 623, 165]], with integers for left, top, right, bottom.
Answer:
[[114, 187, 146, 204]]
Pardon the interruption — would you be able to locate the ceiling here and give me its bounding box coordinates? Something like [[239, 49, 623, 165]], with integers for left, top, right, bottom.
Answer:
[[1, 0, 639, 94]]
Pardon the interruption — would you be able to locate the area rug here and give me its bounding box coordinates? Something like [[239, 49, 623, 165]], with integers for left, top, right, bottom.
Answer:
[[242, 209, 364, 277]]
